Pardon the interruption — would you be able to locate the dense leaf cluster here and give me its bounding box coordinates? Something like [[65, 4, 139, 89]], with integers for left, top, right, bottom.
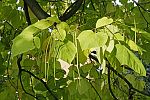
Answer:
[[1, 0, 150, 100]]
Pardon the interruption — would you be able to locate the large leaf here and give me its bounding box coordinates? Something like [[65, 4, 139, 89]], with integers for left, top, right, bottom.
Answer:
[[96, 32, 108, 46], [96, 17, 113, 28], [115, 44, 146, 76], [58, 41, 77, 64], [77, 30, 97, 50], [77, 30, 108, 50], [11, 34, 35, 57], [11, 17, 60, 57]]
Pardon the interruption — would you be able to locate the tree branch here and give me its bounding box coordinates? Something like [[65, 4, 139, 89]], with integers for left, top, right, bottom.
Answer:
[[17, 54, 38, 99], [24, 1, 31, 25], [23, 0, 83, 21], [18, 71, 38, 99], [17, 55, 58, 100], [23, 0, 50, 20], [59, 0, 84, 21], [107, 63, 150, 97]]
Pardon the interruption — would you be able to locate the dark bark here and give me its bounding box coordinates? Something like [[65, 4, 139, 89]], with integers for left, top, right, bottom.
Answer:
[[23, 0, 83, 21], [23, 1, 31, 25], [59, 0, 84, 21], [23, 0, 50, 20]]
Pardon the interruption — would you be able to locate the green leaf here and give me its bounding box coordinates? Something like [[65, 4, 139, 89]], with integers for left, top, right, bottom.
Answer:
[[32, 16, 60, 30], [34, 37, 41, 49], [46, 16, 60, 24], [128, 40, 138, 51], [77, 79, 90, 95], [105, 50, 121, 69], [34, 82, 47, 91], [77, 30, 108, 50], [114, 33, 124, 41], [141, 32, 150, 42], [22, 58, 36, 67], [68, 81, 78, 95], [125, 74, 145, 91], [115, 44, 146, 76], [96, 17, 113, 28], [141, 43, 150, 64], [80, 63, 93, 74], [11, 16, 61, 57], [33, 19, 52, 30], [106, 39, 114, 53], [96, 32, 108, 46], [11, 34, 35, 57], [0, 87, 16, 100], [58, 41, 77, 64], [21, 25, 40, 35], [52, 29, 66, 41], [77, 30, 97, 50], [57, 22, 70, 32], [106, 3, 116, 14], [106, 25, 119, 34]]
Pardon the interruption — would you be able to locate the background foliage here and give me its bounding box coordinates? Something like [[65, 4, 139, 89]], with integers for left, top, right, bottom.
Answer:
[[1, 0, 150, 100]]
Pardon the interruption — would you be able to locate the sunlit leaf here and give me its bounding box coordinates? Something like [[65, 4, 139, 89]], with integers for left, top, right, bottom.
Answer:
[[21, 25, 40, 35], [128, 40, 138, 51], [106, 39, 114, 53], [114, 33, 124, 41], [58, 41, 77, 64], [11, 34, 35, 57], [33, 19, 52, 30], [57, 22, 70, 32], [106, 25, 119, 34], [96, 32, 108, 46], [77, 30, 97, 50], [96, 17, 113, 28], [52, 29, 66, 41], [115, 44, 146, 76], [77, 30, 108, 50]]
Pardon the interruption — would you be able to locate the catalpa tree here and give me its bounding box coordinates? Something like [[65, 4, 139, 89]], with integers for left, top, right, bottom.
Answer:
[[0, 0, 150, 100]]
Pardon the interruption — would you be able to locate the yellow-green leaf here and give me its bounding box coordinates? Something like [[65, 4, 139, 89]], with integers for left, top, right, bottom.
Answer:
[[77, 30, 108, 50], [96, 17, 113, 28], [115, 44, 146, 76], [34, 37, 41, 49], [11, 34, 35, 57]]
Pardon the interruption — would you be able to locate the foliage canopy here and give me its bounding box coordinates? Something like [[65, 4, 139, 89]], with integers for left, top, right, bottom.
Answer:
[[1, 0, 150, 100]]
